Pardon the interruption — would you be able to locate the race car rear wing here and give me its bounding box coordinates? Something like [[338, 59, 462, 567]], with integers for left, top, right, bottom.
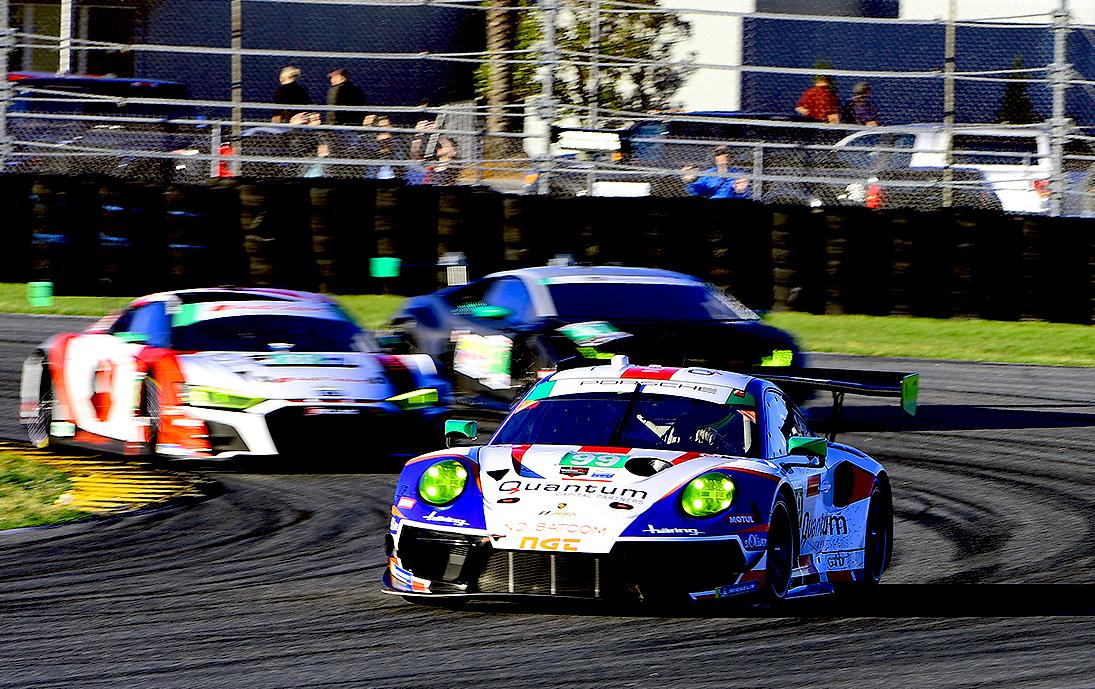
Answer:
[[756, 367, 919, 441]]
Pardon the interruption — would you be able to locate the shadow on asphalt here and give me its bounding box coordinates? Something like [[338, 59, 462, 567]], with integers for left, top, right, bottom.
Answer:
[[810, 403, 1095, 434], [436, 583, 1095, 618]]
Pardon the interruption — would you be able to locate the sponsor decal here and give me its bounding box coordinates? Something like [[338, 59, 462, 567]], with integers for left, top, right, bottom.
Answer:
[[560, 466, 589, 477], [643, 525, 702, 536], [559, 452, 629, 469], [498, 480, 647, 502], [742, 533, 768, 550], [826, 552, 848, 569], [688, 580, 758, 602], [518, 536, 580, 552], [255, 352, 346, 367], [316, 387, 343, 398], [397, 496, 416, 509], [801, 512, 848, 542], [505, 521, 607, 536], [589, 471, 615, 480], [423, 511, 469, 527], [726, 514, 755, 524], [304, 407, 361, 416], [806, 474, 821, 498], [794, 487, 804, 524]]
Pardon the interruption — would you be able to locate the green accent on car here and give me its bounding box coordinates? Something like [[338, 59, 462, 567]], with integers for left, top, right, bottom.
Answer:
[[386, 388, 439, 409], [525, 381, 556, 402], [185, 386, 265, 410], [114, 331, 149, 344], [469, 304, 511, 320], [558, 321, 623, 344], [559, 451, 629, 468], [788, 436, 828, 458], [171, 303, 204, 328], [418, 459, 469, 506], [901, 373, 919, 416], [681, 472, 736, 518], [759, 349, 794, 367], [576, 346, 615, 360], [725, 391, 756, 406], [444, 419, 478, 440]]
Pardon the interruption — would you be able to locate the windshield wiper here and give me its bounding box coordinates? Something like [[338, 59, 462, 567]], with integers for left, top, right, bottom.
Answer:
[[609, 383, 643, 446]]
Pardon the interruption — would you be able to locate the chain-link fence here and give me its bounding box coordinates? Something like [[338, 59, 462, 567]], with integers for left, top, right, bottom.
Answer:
[[1, 0, 1093, 216]]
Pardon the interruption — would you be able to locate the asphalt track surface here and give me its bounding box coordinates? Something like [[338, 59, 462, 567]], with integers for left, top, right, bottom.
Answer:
[[1, 314, 1093, 688]]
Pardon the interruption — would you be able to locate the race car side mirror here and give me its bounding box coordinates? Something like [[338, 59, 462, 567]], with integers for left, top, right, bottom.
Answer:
[[781, 436, 828, 469], [788, 436, 827, 459], [445, 419, 478, 448]]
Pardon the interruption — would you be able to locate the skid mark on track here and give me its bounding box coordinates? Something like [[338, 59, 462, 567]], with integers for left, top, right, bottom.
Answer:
[[0, 440, 208, 513]]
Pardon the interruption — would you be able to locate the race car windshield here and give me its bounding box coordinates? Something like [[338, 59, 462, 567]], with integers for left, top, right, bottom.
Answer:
[[547, 282, 757, 322], [492, 390, 759, 457], [172, 315, 364, 352]]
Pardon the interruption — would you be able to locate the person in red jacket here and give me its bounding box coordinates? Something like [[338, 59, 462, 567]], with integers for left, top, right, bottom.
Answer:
[[796, 75, 840, 123]]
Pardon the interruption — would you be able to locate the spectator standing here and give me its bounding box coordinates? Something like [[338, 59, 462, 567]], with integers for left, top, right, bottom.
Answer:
[[843, 82, 880, 126], [681, 146, 751, 199], [327, 68, 366, 126], [272, 66, 311, 123], [796, 75, 840, 124]]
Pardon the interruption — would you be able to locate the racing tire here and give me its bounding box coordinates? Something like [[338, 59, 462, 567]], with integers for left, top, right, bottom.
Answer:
[[860, 484, 893, 587], [835, 483, 893, 595], [26, 361, 54, 448], [763, 494, 796, 602], [141, 377, 162, 456]]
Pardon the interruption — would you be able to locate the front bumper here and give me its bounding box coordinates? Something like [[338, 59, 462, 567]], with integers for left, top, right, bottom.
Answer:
[[383, 524, 749, 602], [161, 402, 447, 459]]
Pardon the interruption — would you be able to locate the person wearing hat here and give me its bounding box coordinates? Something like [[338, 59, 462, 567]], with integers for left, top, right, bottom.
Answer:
[[795, 75, 840, 123], [272, 66, 311, 123], [843, 82, 880, 126], [326, 67, 367, 126], [681, 145, 751, 199]]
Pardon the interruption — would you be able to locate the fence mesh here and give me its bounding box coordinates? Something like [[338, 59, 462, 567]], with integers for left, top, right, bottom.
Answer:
[[0, 0, 1093, 216]]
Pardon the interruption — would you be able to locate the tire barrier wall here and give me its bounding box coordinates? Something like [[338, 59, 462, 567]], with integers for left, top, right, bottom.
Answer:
[[2, 175, 1092, 325]]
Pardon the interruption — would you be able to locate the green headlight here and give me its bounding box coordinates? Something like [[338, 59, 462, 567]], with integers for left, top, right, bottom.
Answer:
[[185, 385, 265, 410], [418, 460, 469, 506], [681, 472, 736, 518]]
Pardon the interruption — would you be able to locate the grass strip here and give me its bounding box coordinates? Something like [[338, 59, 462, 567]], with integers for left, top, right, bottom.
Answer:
[[767, 312, 1095, 368], [2, 283, 1091, 367], [0, 453, 89, 530]]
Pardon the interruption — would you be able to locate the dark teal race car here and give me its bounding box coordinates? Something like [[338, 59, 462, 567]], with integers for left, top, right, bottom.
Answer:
[[384, 266, 803, 412]]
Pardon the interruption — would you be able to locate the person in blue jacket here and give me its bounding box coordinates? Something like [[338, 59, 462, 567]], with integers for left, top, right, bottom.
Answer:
[[682, 145, 751, 199]]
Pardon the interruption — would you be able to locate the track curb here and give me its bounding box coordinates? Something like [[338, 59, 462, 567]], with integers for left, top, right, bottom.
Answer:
[[0, 439, 219, 535]]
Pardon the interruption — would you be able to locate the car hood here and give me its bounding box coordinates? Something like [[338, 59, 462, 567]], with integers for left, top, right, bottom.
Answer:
[[470, 444, 780, 554], [177, 350, 407, 401], [549, 319, 799, 370]]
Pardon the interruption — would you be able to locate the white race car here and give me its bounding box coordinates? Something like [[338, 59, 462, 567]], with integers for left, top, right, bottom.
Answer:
[[384, 356, 917, 605], [21, 288, 449, 460]]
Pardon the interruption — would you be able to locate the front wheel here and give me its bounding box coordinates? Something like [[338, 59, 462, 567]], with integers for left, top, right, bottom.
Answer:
[[26, 362, 54, 448], [140, 377, 162, 455], [763, 494, 796, 602]]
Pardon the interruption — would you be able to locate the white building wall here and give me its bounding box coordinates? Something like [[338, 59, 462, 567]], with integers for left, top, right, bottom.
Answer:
[[662, 0, 756, 112], [900, 0, 1095, 24]]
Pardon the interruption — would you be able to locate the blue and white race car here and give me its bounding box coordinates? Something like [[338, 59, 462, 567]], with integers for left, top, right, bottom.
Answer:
[[383, 356, 917, 605]]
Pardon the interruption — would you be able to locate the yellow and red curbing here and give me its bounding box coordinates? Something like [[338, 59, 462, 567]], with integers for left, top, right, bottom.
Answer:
[[0, 440, 208, 514]]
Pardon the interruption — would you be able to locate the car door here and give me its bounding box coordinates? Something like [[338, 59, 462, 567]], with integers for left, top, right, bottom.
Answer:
[[762, 387, 833, 563], [447, 277, 536, 401], [62, 302, 168, 442]]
